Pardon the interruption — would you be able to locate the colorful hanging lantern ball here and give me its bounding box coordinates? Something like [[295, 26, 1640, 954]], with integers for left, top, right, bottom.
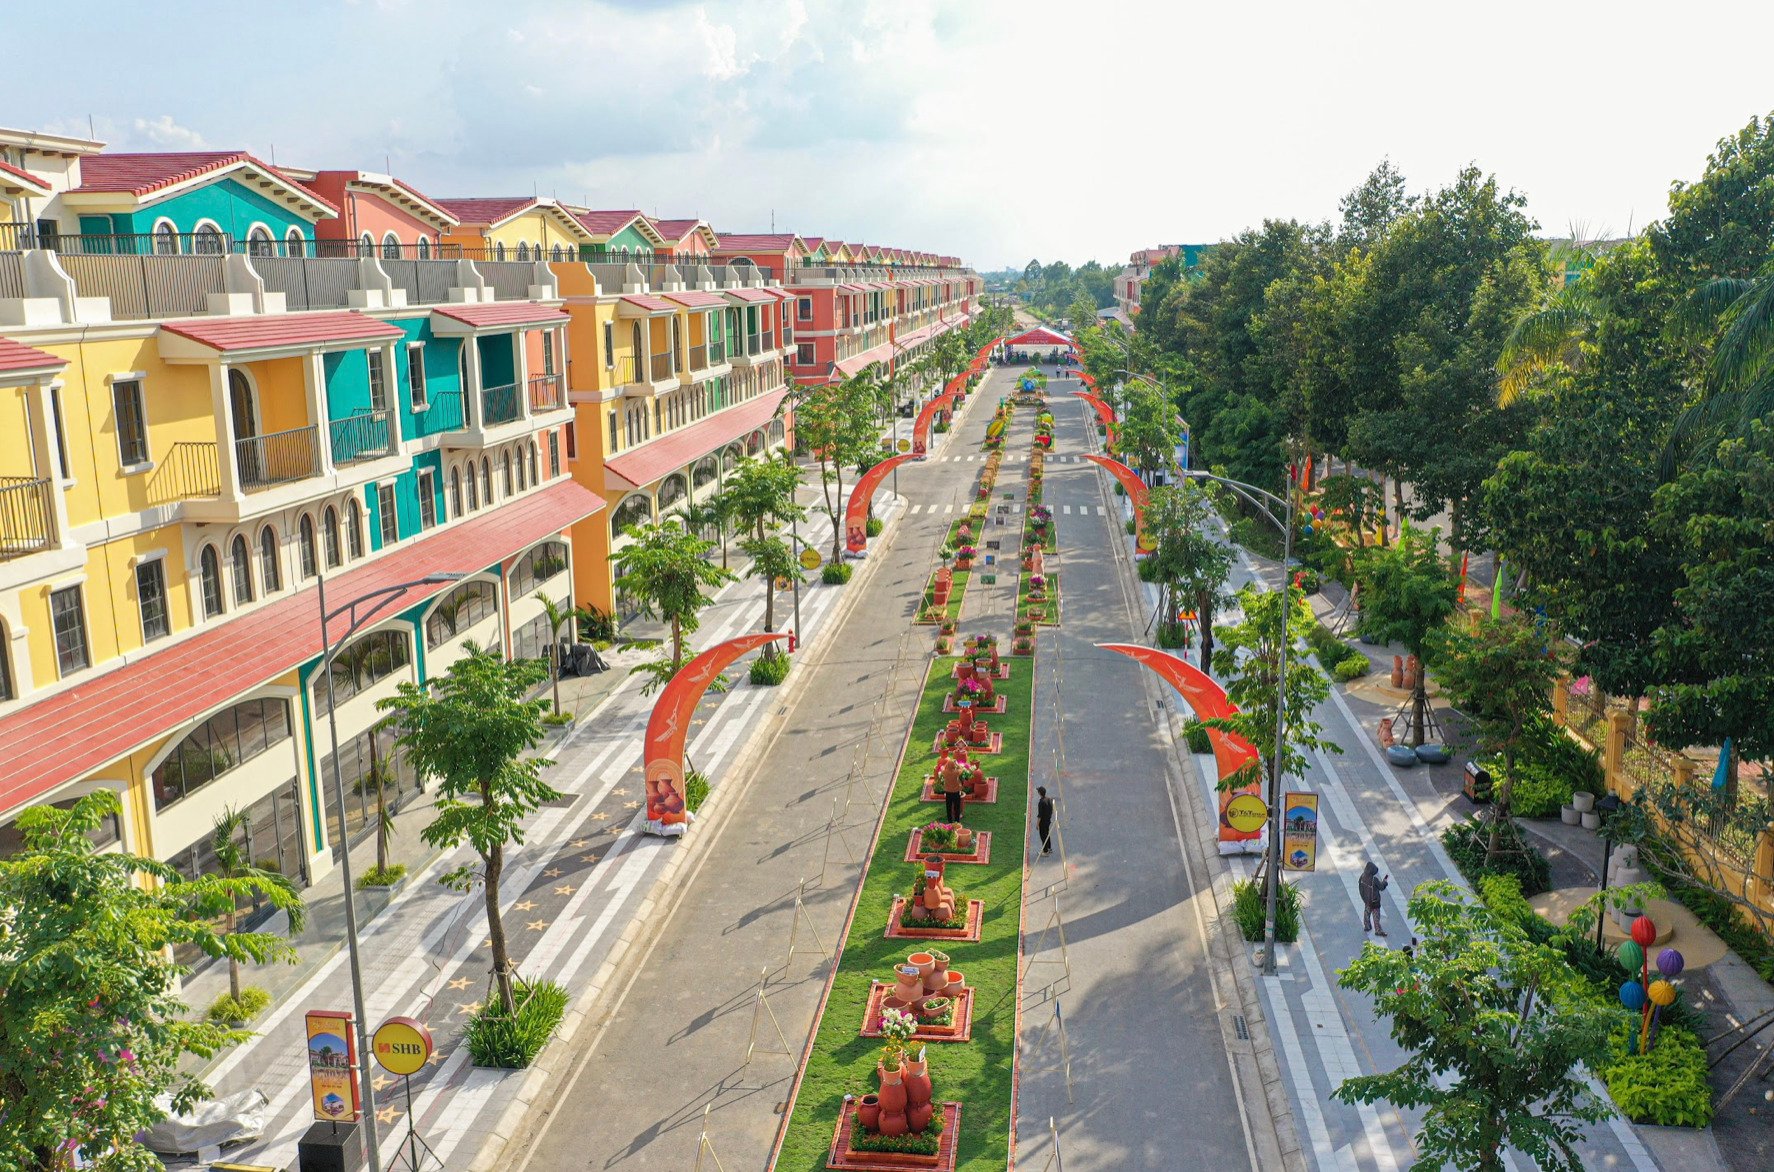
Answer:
[[1619, 980, 1647, 1012], [1302, 523, 1315, 536], [1648, 980, 1678, 1008], [1617, 940, 1644, 970], [1631, 915, 1658, 947], [1657, 947, 1686, 978], [1311, 506, 1323, 519]]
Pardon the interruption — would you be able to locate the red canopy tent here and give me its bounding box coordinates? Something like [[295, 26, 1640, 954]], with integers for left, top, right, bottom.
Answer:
[[1003, 326, 1078, 353]]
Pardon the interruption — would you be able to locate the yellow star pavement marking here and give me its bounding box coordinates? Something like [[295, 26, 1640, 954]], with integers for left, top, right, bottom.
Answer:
[[377, 1105, 401, 1125], [456, 1000, 482, 1017], [427, 1048, 447, 1067], [554, 884, 574, 895], [543, 867, 562, 878], [526, 919, 549, 931], [514, 900, 538, 912], [611, 787, 630, 797], [581, 853, 600, 863], [373, 1074, 393, 1093], [591, 811, 610, 820], [447, 976, 473, 991], [623, 800, 641, 810], [569, 838, 590, 849]]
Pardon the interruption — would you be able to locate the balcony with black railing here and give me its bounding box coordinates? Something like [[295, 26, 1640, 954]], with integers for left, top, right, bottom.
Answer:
[[708, 339, 727, 364], [330, 410, 392, 466], [650, 353, 675, 383], [414, 390, 466, 436], [235, 426, 320, 491], [527, 374, 565, 412], [0, 476, 56, 561], [480, 382, 521, 426], [689, 342, 708, 370]]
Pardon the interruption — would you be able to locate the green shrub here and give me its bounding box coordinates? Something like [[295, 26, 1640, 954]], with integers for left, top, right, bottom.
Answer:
[[685, 769, 710, 814], [1601, 1024, 1713, 1127], [1182, 719, 1212, 754], [1295, 568, 1321, 594], [1519, 715, 1605, 794], [464, 980, 569, 1068], [1441, 814, 1552, 896], [1231, 878, 1301, 943], [1156, 622, 1190, 649], [822, 562, 853, 585], [356, 863, 407, 890], [1492, 761, 1575, 819], [866, 517, 884, 537], [542, 711, 574, 728], [1125, 518, 1137, 535], [1334, 656, 1369, 682], [749, 652, 792, 686], [1113, 482, 1126, 496], [848, 1110, 943, 1155], [207, 986, 272, 1025]]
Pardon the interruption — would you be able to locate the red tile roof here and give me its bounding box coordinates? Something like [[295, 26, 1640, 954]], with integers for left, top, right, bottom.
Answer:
[[432, 302, 569, 329], [619, 294, 678, 313], [0, 159, 52, 195], [0, 337, 67, 378], [306, 170, 457, 228], [0, 480, 605, 815], [650, 218, 706, 242], [716, 233, 799, 251], [436, 196, 535, 225], [661, 290, 726, 309], [836, 340, 895, 378], [765, 288, 795, 302], [605, 390, 786, 489], [74, 152, 337, 214], [574, 209, 647, 236], [161, 310, 404, 354], [723, 288, 776, 304]]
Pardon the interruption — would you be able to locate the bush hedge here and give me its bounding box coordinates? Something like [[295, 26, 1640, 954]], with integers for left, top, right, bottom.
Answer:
[[822, 562, 854, 585], [207, 986, 272, 1025], [1182, 719, 1212, 754], [1334, 656, 1369, 682], [1601, 1023, 1714, 1127], [749, 652, 792, 686], [464, 980, 569, 1068], [1442, 814, 1552, 896], [1232, 877, 1301, 943], [685, 769, 710, 813], [866, 517, 884, 537]]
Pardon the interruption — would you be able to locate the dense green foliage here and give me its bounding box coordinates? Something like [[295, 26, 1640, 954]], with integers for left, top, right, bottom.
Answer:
[[1232, 877, 1301, 943], [463, 979, 569, 1069], [1442, 814, 1552, 896]]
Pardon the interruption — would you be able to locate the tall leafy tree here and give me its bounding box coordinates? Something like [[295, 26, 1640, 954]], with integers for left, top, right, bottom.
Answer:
[[1337, 158, 1418, 252], [1142, 482, 1233, 669], [1353, 526, 1461, 745], [534, 590, 589, 714], [383, 648, 558, 1015], [0, 791, 300, 1171], [791, 378, 879, 563], [612, 518, 736, 693], [1205, 584, 1338, 792], [721, 452, 807, 660], [1335, 882, 1617, 1172]]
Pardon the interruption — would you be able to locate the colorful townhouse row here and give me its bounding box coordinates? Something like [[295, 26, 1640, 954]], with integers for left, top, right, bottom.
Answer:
[[0, 123, 979, 925], [1110, 243, 1212, 321]]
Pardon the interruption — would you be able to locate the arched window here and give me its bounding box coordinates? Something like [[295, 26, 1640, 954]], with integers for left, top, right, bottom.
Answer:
[[416, 236, 431, 260], [528, 444, 540, 486], [515, 447, 526, 491], [494, 242, 506, 262], [258, 525, 281, 593], [298, 514, 318, 578], [503, 452, 514, 497], [610, 493, 653, 542], [551, 243, 565, 261], [693, 456, 718, 494], [347, 500, 365, 559], [466, 465, 479, 511], [657, 474, 687, 514], [516, 242, 530, 262], [153, 221, 179, 255], [631, 322, 644, 376], [151, 698, 293, 810], [193, 223, 224, 255], [510, 542, 569, 597], [358, 232, 374, 258], [480, 457, 492, 504], [285, 227, 306, 257], [322, 506, 341, 568], [246, 226, 274, 258], [311, 629, 411, 717], [199, 545, 225, 618], [382, 233, 401, 259], [425, 580, 499, 649], [230, 535, 254, 606], [450, 467, 462, 518]]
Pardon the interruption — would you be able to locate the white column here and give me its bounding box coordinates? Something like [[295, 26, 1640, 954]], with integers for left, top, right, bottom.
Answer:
[[210, 363, 243, 501], [514, 327, 533, 421], [381, 342, 404, 456], [463, 336, 484, 427], [23, 380, 74, 548], [302, 352, 336, 477]]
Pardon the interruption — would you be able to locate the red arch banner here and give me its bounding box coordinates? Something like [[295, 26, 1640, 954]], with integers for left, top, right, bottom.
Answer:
[[1081, 453, 1149, 544], [846, 454, 915, 552], [1097, 643, 1263, 848], [645, 633, 786, 827], [913, 392, 957, 457], [1071, 390, 1116, 441]]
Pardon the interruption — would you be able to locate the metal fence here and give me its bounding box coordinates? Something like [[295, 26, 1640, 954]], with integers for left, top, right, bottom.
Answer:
[[477, 260, 535, 302], [381, 257, 461, 306], [57, 252, 227, 320], [527, 374, 564, 412], [481, 382, 520, 426], [0, 476, 55, 559], [415, 390, 465, 435], [253, 255, 359, 312], [236, 426, 319, 491], [0, 251, 24, 299], [330, 411, 391, 466]]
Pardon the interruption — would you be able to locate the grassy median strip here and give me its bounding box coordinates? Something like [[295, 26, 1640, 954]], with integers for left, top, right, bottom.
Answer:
[[775, 656, 1032, 1170]]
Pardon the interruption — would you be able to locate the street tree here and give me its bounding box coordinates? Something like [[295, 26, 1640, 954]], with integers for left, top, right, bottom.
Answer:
[[206, 805, 307, 1006], [1429, 614, 1570, 863], [721, 453, 806, 662], [0, 791, 300, 1171], [680, 494, 731, 570], [1066, 293, 1098, 334], [1335, 882, 1617, 1172], [1115, 378, 1181, 481], [792, 378, 879, 563], [611, 517, 736, 694], [534, 590, 589, 714], [1353, 526, 1461, 745], [1141, 481, 1233, 669], [1205, 583, 1337, 792], [383, 648, 558, 1015]]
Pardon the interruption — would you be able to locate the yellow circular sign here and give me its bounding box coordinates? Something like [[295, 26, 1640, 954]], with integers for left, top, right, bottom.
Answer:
[[799, 547, 823, 571], [372, 1016, 433, 1077], [897, 438, 913, 453], [1136, 530, 1157, 552], [1224, 794, 1269, 835]]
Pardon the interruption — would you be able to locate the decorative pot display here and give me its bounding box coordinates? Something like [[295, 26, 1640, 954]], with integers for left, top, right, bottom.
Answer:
[[909, 952, 936, 981], [944, 971, 965, 997], [876, 1061, 907, 1113], [892, 964, 923, 1005], [955, 827, 974, 853], [858, 1094, 881, 1131], [1572, 791, 1596, 813]]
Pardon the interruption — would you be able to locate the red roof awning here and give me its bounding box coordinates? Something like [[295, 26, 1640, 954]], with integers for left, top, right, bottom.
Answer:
[[661, 290, 727, 309], [722, 288, 776, 304], [432, 302, 568, 330], [160, 311, 403, 355], [0, 337, 68, 381], [764, 288, 795, 302], [618, 294, 678, 315], [604, 389, 786, 489], [0, 480, 605, 815], [836, 340, 895, 377]]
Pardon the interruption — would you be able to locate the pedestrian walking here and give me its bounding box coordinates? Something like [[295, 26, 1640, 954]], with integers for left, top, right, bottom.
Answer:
[[1359, 861, 1389, 936], [1036, 786, 1055, 856], [940, 754, 964, 823]]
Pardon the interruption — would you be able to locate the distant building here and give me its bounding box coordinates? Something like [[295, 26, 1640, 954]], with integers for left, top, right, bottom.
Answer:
[[1112, 243, 1213, 321]]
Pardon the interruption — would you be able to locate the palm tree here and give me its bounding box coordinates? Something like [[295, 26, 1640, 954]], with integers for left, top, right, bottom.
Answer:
[[208, 806, 307, 1003], [1496, 236, 1609, 406], [681, 494, 730, 570], [534, 591, 588, 714], [612, 518, 736, 693], [1672, 256, 1774, 448]]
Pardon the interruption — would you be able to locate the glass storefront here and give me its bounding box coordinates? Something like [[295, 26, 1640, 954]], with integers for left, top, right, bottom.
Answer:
[[317, 720, 420, 860], [166, 779, 306, 970]]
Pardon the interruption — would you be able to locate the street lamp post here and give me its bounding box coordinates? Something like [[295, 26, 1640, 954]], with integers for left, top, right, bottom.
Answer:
[[314, 569, 466, 1172], [1178, 468, 1297, 975], [1594, 791, 1623, 949]]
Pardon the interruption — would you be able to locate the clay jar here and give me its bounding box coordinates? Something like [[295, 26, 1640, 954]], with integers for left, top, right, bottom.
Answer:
[[876, 1061, 909, 1136], [892, 964, 922, 1006], [923, 951, 950, 993], [857, 1094, 881, 1133], [902, 1051, 934, 1133], [944, 970, 965, 998], [909, 952, 936, 983]]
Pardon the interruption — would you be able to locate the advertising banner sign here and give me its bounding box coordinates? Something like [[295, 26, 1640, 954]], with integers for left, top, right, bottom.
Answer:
[[1282, 792, 1320, 872], [305, 1010, 359, 1123]]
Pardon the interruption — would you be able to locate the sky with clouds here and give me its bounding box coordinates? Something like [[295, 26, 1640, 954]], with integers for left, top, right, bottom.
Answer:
[[10, 0, 1774, 271]]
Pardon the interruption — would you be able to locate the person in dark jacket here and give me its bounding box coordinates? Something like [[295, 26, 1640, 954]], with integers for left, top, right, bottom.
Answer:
[[1036, 786, 1055, 856], [1359, 861, 1389, 936]]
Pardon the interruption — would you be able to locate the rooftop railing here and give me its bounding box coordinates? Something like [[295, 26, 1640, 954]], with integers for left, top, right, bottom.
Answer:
[[57, 251, 227, 320], [476, 259, 537, 302], [0, 476, 56, 560]]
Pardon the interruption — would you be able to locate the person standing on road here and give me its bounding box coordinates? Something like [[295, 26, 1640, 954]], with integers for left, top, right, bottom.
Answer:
[[1036, 786, 1056, 856], [940, 754, 964, 823], [1359, 861, 1389, 936]]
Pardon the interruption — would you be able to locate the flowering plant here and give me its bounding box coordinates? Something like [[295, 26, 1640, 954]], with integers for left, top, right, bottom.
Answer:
[[957, 545, 977, 558], [957, 677, 985, 697], [1030, 574, 1047, 590], [879, 1006, 918, 1063], [1031, 505, 1052, 521]]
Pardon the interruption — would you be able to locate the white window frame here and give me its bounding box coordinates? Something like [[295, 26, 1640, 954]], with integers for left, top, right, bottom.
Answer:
[[151, 218, 180, 254], [417, 469, 437, 531], [285, 227, 306, 257], [377, 482, 398, 546], [406, 343, 428, 411], [191, 219, 225, 255], [134, 554, 171, 644], [367, 349, 390, 414], [110, 377, 150, 470], [381, 231, 401, 259]]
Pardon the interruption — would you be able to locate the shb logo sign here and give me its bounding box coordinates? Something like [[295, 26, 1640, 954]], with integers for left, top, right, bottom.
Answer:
[[372, 1016, 434, 1077]]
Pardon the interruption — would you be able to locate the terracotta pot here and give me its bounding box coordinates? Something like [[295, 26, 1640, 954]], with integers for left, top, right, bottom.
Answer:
[[945, 971, 965, 996], [858, 1094, 881, 1132], [955, 827, 974, 852], [892, 964, 922, 1005], [909, 952, 935, 981], [877, 1110, 909, 1138], [922, 964, 947, 994], [877, 1062, 907, 1113], [907, 1101, 935, 1134]]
